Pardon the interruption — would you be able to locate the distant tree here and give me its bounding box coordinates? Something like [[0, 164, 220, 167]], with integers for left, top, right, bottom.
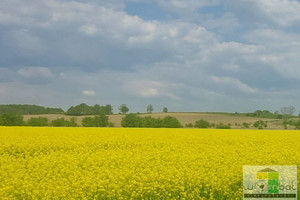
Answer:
[[81, 114, 109, 127], [253, 120, 267, 129], [141, 116, 162, 128], [66, 103, 91, 115], [194, 119, 210, 128], [51, 118, 77, 127], [163, 107, 168, 113], [185, 123, 194, 128], [82, 114, 109, 127], [121, 114, 142, 127], [161, 116, 182, 128], [119, 104, 129, 114], [215, 123, 231, 129], [147, 104, 153, 114], [27, 117, 49, 126], [66, 103, 112, 115], [280, 106, 296, 116], [0, 113, 24, 126], [0, 104, 63, 115], [104, 104, 113, 115], [242, 122, 250, 128]]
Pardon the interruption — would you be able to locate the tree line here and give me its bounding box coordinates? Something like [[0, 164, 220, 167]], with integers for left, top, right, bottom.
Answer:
[[0, 113, 181, 128], [0, 104, 64, 115]]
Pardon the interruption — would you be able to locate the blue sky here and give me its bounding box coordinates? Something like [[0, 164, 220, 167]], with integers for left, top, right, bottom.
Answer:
[[1, 0, 300, 113]]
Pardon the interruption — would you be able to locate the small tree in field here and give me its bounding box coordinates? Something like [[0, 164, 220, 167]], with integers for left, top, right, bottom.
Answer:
[[119, 104, 129, 114], [0, 113, 24, 126], [194, 119, 210, 128], [82, 114, 109, 127], [121, 114, 142, 127], [161, 116, 182, 128], [163, 107, 168, 113], [27, 117, 49, 126], [147, 104, 153, 114]]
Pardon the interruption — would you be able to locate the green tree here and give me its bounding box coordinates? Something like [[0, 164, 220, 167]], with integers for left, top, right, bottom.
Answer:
[[82, 114, 109, 127], [27, 117, 49, 126], [253, 120, 267, 129], [141, 116, 162, 128], [0, 104, 63, 115], [66, 103, 112, 115], [0, 113, 24, 126], [119, 104, 129, 114], [194, 119, 210, 128], [121, 114, 142, 127], [163, 107, 168, 113], [147, 104, 154, 114], [185, 123, 194, 128], [216, 123, 231, 129], [104, 104, 113, 115], [242, 122, 250, 128], [51, 118, 77, 127], [161, 116, 182, 128]]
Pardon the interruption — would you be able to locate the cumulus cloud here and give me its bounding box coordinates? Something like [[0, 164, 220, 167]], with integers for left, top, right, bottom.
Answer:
[[225, 0, 300, 27], [0, 0, 300, 112]]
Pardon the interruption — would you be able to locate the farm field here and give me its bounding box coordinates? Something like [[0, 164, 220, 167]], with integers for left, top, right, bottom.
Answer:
[[22, 112, 287, 129], [0, 127, 299, 199]]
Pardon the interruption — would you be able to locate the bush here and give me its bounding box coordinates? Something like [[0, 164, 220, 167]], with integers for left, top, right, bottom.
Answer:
[[161, 116, 182, 128], [216, 123, 231, 129], [82, 115, 109, 127], [283, 119, 300, 129], [121, 114, 182, 128], [121, 114, 142, 127], [242, 123, 250, 128], [194, 119, 210, 128], [27, 117, 49, 126], [253, 120, 267, 129], [0, 113, 24, 126], [185, 123, 194, 128], [51, 118, 77, 127], [141, 116, 162, 128]]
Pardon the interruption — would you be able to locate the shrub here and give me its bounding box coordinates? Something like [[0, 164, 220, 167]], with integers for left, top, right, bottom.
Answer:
[[0, 113, 24, 126], [216, 123, 231, 129], [82, 114, 109, 127], [283, 119, 300, 129], [121, 114, 142, 127], [161, 116, 182, 128], [141, 116, 162, 128], [121, 114, 182, 128], [27, 117, 49, 126], [185, 123, 194, 128], [253, 120, 267, 129], [51, 118, 77, 127], [194, 119, 210, 128], [242, 123, 250, 128]]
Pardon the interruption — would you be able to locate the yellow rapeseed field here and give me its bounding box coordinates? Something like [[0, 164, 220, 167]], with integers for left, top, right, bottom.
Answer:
[[0, 127, 299, 199]]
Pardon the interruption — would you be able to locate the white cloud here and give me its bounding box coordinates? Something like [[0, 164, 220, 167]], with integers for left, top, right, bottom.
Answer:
[[1, 0, 300, 112], [79, 24, 99, 36], [211, 76, 257, 94], [225, 0, 300, 27], [17, 67, 53, 78], [82, 90, 96, 96], [157, 0, 221, 18], [255, 0, 300, 26], [123, 80, 179, 99]]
